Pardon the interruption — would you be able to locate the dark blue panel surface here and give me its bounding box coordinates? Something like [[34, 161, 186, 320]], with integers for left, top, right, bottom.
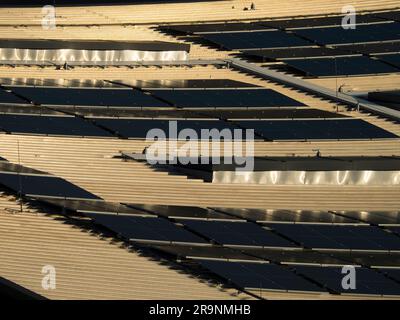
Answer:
[[149, 89, 305, 108], [377, 53, 400, 69], [285, 56, 399, 76], [296, 266, 400, 296], [180, 220, 297, 248], [199, 260, 325, 292], [202, 30, 312, 50], [236, 119, 398, 140], [267, 223, 400, 251], [260, 14, 383, 29], [86, 212, 206, 244], [7, 87, 167, 108], [0, 114, 112, 137], [387, 226, 400, 235], [95, 118, 257, 139], [0, 88, 28, 104], [295, 22, 400, 45], [379, 268, 400, 282], [243, 47, 350, 60], [0, 173, 100, 199]]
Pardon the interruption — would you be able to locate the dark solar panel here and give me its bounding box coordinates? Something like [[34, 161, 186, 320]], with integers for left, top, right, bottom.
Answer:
[[387, 227, 400, 236], [0, 173, 100, 200], [126, 204, 237, 220], [201, 30, 312, 50], [285, 56, 399, 77], [0, 88, 28, 104], [179, 220, 297, 248], [295, 265, 400, 296], [7, 86, 167, 108], [214, 208, 357, 224], [260, 14, 384, 29], [85, 212, 206, 244], [379, 268, 400, 282], [376, 53, 400, 68], [149, 89, 305, 108], [199, 260, 325, 292], [374, 11, 400, 22], [0, 114, 112, 137], [169, 245, 400, 267], [266, 223, 400, 251], [236, 119, 398, 140], [294, 22, 400, 45], [94, 118, 259, 139], [243, 47, 350, 60]]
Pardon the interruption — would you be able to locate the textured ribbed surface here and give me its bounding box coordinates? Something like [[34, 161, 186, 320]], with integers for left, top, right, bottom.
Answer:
[[0, 193, 249, 300], [0, 1, 398, 25], [0, 134, 398, 211], [0, 0, 399, 300]]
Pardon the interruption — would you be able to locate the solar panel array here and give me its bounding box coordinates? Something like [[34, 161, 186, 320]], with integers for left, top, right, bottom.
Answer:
[[0, 172, 101, 200], [295, 265, 400, 296], [161, 12, 400, 77], [86, 212, 206, 244], [0, 114, 112, 137], [1, 9, 399, 298], [201, 30, 312, 50], [147, 89, 305, 108], [199, 260, 325, 293], [0, 158, 398, 297], [179, 219, 297, 248], [8, 86, 167, 108], [1, 85, 305, 110], [0, 114, 394, 140], [198, 260, 399, 295], [266, 223, 400, 251], [284, 56, 399, 77]]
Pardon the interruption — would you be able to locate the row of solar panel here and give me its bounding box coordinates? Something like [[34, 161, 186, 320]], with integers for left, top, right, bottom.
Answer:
[[18, 197, 400, 226], [245, 42, 400, 60], [24, 194, 400, 295], [0, 87, 305, 109], [75, 210, 400, 251], [284, 54, 400, 77], [1, 159, 398, 296], [1, 173, 392, 252], [0, 172, 100, 200], [163, 11, 400, 33], [199, 22, 400, 50], [39, 196, 400, 295], [0, 114, 396, 140], [199, 260, 400, 296], [152, 244, 400, 268], [80, 207, 400, 295], [0, 175, 397, 266]]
